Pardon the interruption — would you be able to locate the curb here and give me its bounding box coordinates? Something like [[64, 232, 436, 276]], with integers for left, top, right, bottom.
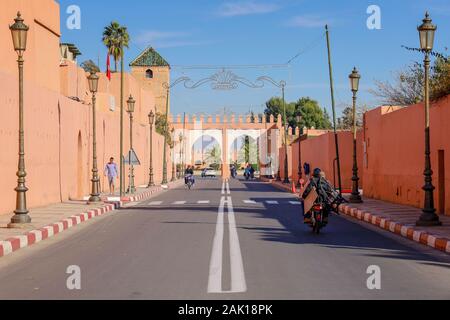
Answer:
[[0, 203, 117, 258], [0, 181, 183, 259], [120, 185, 164, 202], [339, 204, 450, 254]]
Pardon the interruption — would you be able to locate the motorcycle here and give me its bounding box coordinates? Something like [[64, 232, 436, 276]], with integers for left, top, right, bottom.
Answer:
[[185, 174, 195, 189], [307, 196, 347, 234]]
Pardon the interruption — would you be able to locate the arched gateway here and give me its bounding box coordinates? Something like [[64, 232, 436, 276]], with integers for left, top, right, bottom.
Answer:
[[170, 113, 286, 179]]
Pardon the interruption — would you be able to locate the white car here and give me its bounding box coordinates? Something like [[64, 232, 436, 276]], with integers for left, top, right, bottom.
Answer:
[[202, 167, 217, 177]]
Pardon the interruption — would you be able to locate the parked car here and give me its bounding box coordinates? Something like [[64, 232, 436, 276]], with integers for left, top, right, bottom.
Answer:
[[202, 167, 217, 177]]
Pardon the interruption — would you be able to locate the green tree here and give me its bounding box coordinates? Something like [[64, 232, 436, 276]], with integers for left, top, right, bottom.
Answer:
[[238, 136, 258, 168], [337, 106, 363, 129], [155, 112, 173, 146], [102, 21, 130, 72], [205, 145, 221, 170], [264, 97, 295, 126], [370, 53, 450, 105], [294, 97, 332, 129], [80, 60, 100, 73]]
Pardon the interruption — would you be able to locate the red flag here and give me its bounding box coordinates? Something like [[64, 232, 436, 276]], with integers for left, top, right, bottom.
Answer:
[[106, 53, 111, 81]]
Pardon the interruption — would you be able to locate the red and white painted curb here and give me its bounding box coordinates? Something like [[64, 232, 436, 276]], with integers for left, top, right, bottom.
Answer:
[[0, 203, 117, 258], [120, 186, 164, 202], [339, 204, 450, 254]]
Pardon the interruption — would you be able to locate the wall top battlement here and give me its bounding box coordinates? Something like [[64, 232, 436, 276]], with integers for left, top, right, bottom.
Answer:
[[169, 113, 283, 125]]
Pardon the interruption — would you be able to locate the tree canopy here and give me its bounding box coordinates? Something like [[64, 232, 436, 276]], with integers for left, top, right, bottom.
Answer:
[[370, 51, 449, 105], [264, 96, 332, 130], [102, 21, 130, 72]]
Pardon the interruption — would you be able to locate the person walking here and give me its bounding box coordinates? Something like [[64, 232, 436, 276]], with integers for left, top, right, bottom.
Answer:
[[104, 157, 119, 195], [303, 162, 311, 180]]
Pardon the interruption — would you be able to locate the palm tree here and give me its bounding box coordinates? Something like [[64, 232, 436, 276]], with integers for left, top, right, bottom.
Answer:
[[102, 21, 130, 72]]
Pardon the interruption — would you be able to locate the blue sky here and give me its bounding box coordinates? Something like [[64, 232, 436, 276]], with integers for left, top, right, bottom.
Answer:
[[57, 0, 450, 117]]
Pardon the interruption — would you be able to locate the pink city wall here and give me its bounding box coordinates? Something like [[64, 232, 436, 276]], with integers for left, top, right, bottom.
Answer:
[[0, 0, 170, 216], [281, 131, 364, 190], [363, 96, 450, 216]]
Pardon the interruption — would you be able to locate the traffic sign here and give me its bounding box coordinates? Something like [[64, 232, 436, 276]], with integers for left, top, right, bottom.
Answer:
[[123, 149, 141, 166]]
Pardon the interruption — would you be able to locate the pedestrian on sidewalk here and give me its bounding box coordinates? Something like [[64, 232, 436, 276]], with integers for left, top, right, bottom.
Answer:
[[303, 162, 311, 180], [104, 157, 118, 195]]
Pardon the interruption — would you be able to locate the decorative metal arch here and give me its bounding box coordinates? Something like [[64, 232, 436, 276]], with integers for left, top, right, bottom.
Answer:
[[162, 69, 286, 91]]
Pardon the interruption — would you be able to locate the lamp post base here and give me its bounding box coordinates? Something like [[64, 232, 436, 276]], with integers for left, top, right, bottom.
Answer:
[[416, 212, 442, 226], [8, 213, 31, 228], [88, 195, 102, 203], [349, 194, 363, 203]]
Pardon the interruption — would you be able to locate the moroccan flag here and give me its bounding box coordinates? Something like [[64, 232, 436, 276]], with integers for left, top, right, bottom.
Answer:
[[106, 53, 111, 81]]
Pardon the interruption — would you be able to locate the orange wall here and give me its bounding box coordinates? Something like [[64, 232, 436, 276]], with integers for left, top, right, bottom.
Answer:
[[363, 96, 450, 216], [0, 0, 171, 215], [0, 69, 168, 215], [283, 131, 364, 190], [0, 0, 61, 92]]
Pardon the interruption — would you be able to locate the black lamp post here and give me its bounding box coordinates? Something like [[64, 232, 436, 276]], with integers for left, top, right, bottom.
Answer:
[[9, 12, 31, 227], [349, 67, 363, 203], [126, 95, 136, 194], [148, 110, 155, 187], [178, 133, 183, 179], [416, 12, 441, 226], [87, 71, 101, 203], [281, 83, 290, 184], [171, 128, 176, 182], [296, 115, 303, 188]]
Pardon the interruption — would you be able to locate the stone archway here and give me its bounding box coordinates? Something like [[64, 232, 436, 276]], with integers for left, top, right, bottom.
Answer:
[[171, 113, 284, 179]]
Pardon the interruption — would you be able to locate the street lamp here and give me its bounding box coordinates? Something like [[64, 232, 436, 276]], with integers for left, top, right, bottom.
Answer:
[[416, 12, 441, 226], [148, 110, 155, 187], [349, 67, 362, 203], [281, 82, 290, 184], [87, 71, 101, 203], [162, 87, 170, 185], [178, 133, 183, 179], [126, 95, 136, 194], [296, 115, 303, 188], [171, 128, 176, 182], [9, 12, 31, 227]]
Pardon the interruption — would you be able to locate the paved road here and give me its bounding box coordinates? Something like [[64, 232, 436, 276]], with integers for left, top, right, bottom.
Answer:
[[0, 177, 449, 300]]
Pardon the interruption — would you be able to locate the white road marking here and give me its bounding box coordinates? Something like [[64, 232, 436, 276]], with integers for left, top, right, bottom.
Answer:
[[221, 180, 226, 195], [173, 201, 187, 205], [198, 200, 210, 204], [148, 201, 163, 206], [226, 197, 247, 293], [208, 196, 225, 293], [226, 180, 231, 194], [208, 196, 247, 294], [266, 200, 279, 204], [243, 200, 257, 204]]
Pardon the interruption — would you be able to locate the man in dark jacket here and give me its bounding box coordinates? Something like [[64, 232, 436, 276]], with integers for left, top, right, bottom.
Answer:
[[302, 168, 338, 224]]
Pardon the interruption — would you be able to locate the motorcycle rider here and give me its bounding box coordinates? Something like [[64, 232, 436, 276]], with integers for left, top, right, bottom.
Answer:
[[301, 168, 338, 224], [184, 165, 195, 185]]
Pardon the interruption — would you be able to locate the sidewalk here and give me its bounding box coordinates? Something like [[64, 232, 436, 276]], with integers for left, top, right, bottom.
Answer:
[[339, 198, 450, 254], [0, 179, 184, 258], [260, 177, 450, 254]]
